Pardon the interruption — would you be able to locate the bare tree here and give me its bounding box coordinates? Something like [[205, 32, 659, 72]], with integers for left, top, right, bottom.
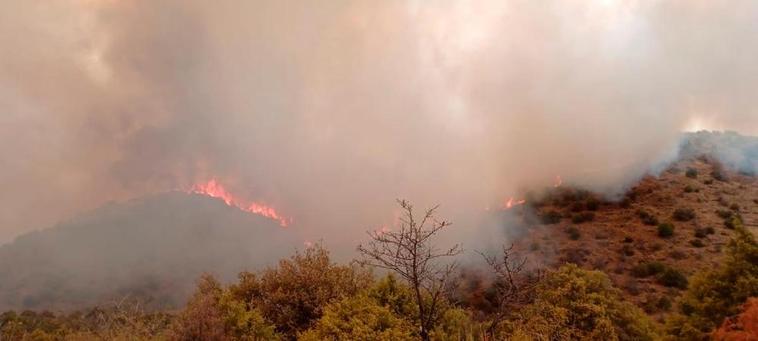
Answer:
[[357, 199, 462, 341], [479, 244, 541, 338]]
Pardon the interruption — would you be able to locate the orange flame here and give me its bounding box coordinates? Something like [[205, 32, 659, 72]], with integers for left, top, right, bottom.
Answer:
[[189, 179, 291, 227], [554, 175, 563, 188], [502, 197, 526, 209]]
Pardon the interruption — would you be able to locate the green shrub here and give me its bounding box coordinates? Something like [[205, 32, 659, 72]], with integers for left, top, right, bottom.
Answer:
[[623, 236, 633, 243], [712, 166, 728, 182], [530, 242, 540, 251], [509, 264, 660, 340], [643, 295, 672, 313], [621, 244, 634, 256], [228, 244, 372, 338], [730, 203, 740, 211], [299, 294, 416, 341], [724, 215, 742, 229], [658, 223, 675, 238], [566, 226, 581, 240], [571, 212, 595, 224], [685, 168, 698, 178], [638, 209, 659, 226], [657, 268, 688, 289], [694, 228, 708, 239], [657, 296, 672, 311], [666, 221, 758, 339], [716, 209, 733, 219], [585, 198, 600, 211], [541, 210, 563, 225], [683, 185, 695, 193], [689, 239, 705, 248], [632, 261, 666, 278], [672, 208, 695, 222]]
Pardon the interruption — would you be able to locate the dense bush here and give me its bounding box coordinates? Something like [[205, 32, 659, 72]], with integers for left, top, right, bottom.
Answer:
[[666, 220, 758, 340], [508, 264, 660, 341], [658, 223, 675, 237], [638, 209, 659, 226], [656, 268, 688, 289], [228, 244, 372, 338], [541, 210, 563, 225], [685, 168, 698, 178], [631, 261, 666, 278], [298, 293, 416, 340], [672, 208, 696, 222], [694, 227, 714, 239], [631, 261, 687, 288], [170, 275, 280, 341], [566, 226, 581, 240], [571, 212, 595, 224], [689, 239, 705, 248], [585, 198, 600, 211], [0, 303, 172, 340]]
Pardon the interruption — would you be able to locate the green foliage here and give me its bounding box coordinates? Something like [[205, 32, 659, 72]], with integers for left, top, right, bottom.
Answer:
[[366, 275, 416, 318], [170, 274, 280, 341], [541, 210, 563, 225], [657, 223, 675, 237], [631, 261, 666, 278], [508, 264, 660, 341], [566, 226, 581, 240], [693, 227, 713, 239], [430, 308, 485, 341], [724, 214, 742, 229], [638, 210, 659, 226], [689, 239, 705, 248], [672, 208, 695, 222], [301, 275, 486, 341], [716, 209, 733, 219], [631, 261, 687, 289], [685, 168, 698, 178], [298, 294, 416, 341], [571, 212, 595, 224], [665, 221, 758, 340], [656, 268, 688, 289], [0, 306, 172, 340], [228, 244, 372, 338], [585, 198, 600, 211]]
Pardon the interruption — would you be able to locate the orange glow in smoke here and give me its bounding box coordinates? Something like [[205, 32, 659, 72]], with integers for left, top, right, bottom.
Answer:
[[502, 197, 526, 209], [189, 179, 291, 227]]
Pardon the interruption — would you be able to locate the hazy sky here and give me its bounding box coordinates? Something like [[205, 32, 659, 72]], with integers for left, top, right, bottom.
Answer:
[[1, 0, 758, 247]]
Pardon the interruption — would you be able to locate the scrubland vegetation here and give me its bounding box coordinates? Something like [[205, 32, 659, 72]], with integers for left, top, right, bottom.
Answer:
[[2, 195, 756, 341]]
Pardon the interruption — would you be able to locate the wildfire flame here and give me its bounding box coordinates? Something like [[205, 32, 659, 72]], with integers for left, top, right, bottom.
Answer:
[[189, 179, 291, 227], [503, 197, 526, 209], [554, 175, 563, 188]]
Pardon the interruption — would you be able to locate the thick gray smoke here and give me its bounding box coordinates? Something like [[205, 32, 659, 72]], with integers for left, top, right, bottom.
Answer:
[[2, 0, 758, 252]]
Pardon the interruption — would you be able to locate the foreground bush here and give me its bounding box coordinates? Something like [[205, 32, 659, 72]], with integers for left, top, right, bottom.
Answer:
[[228, 244, 372, 338], [666, 221, 758, 340], [0, 303, 172, 340], [170, 274, 279, 341], [298, 294, 416, 341], [507, 264, 660, 341]]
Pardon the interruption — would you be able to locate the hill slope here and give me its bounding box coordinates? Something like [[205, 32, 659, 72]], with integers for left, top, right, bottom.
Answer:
[[0, 192, 300, 311], [511, 154, 758, 320]]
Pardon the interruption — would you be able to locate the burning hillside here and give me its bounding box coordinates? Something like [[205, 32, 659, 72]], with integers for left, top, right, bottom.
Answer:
[[189, 179, 291, 227]]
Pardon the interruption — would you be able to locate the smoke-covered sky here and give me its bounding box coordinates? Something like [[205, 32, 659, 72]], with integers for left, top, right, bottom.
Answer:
[[2, 0, 758, 247]]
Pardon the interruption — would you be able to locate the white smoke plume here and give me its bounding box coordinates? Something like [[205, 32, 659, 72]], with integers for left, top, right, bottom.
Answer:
[[2, 0, 758, 253]]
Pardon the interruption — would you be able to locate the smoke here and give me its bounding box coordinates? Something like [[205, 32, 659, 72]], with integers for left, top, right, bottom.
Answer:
[[2, 0, 758, 253]]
